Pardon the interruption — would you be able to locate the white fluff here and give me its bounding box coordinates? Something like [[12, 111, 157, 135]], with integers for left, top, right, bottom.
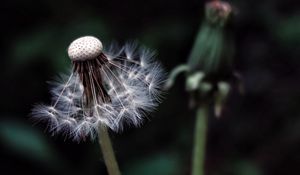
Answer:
[[32, 43, 165, 141]]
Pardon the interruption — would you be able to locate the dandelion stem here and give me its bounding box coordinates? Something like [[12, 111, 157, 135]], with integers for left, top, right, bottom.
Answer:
[[192, 104, 208, 175], [98, 126, 121, 175]]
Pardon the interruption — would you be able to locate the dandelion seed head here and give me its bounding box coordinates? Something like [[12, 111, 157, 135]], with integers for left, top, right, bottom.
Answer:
[[32, 36, 165, 141]]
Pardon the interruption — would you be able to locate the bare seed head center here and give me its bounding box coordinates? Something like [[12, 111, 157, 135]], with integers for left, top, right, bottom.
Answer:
[[68, 36, 103, 61]]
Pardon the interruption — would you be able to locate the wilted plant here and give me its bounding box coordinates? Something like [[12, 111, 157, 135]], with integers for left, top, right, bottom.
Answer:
[[165, 1, 240, 175], [32, 36, 165, 175]]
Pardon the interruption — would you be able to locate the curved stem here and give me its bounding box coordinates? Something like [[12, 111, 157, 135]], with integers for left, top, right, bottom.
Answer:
[[192, 105, 208, 175], [98, 126, 121, 175], [164, 64, 189, 89]]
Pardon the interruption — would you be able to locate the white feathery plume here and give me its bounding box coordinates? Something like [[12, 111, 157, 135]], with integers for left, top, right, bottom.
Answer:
[[32, 36, 165, 141]]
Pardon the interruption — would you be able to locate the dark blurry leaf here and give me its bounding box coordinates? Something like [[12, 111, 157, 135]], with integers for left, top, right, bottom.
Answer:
[[233, 160, 262, 175], [11, 26, 69, 72], [124, 153, 181, 175], [140, 20, 191, 48], [10, 17, 111, 72], [0, 120, 58, 165], [12, 27, 55, 65], [275, 15, 300, 48]]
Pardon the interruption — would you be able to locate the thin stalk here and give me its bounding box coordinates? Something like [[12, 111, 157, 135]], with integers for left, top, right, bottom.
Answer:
[[192, 104, 208, 175], [98, 125, 121, 175]]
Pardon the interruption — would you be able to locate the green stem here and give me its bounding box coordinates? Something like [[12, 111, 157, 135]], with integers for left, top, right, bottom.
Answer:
[[164, 64, 189, 89], [192, 105, 208, 175], [98, 126, 121, 175]]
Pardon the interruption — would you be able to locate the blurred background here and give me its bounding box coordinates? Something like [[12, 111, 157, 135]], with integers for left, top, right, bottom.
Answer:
[[0, 0, 299, 174]]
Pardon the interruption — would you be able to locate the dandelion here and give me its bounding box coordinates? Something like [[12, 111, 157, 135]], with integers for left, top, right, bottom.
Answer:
[[32, 36, 165, 141], [165, 1, 236, 175]]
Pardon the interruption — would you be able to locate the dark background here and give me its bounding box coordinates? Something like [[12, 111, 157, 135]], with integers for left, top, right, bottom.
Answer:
[[0, 0, 299, 175]]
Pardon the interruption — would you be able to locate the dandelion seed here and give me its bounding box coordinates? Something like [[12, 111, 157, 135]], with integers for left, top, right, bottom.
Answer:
[[32, 36, 165, 141]]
